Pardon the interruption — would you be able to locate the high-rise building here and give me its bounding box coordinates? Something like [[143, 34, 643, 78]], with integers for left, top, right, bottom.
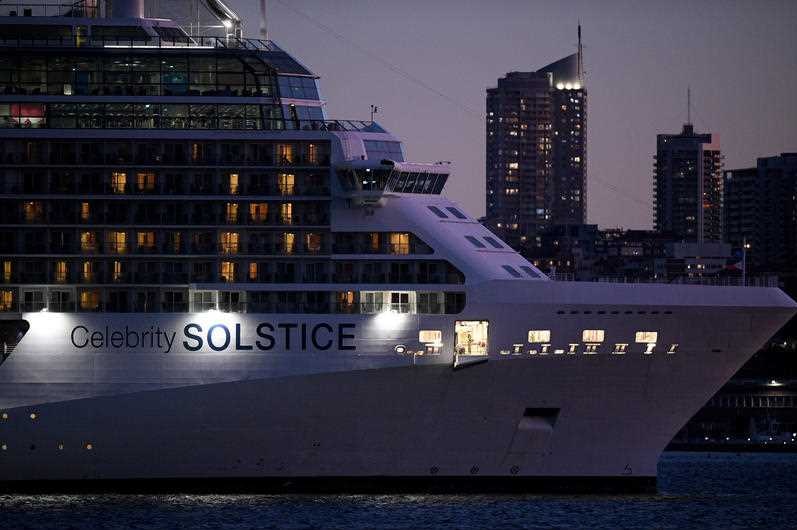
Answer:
[[724, 153, 797, 273], [653, 123, 723, 242], [485, 30, 586, 251]]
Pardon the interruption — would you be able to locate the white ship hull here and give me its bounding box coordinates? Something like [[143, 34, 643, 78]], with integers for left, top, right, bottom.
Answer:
[[1, 281, 794, 492]]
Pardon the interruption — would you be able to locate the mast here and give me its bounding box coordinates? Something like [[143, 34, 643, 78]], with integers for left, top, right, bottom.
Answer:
[[577, 22, 583, 82], [260, 0, 268, 40]]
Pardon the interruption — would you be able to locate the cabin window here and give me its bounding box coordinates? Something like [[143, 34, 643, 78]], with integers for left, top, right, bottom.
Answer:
[[528, 330, 551, 343], [582, 329, 605, 343], [635, 331, 658, 344]]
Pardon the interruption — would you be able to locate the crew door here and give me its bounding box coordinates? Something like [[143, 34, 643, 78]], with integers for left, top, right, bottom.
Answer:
[[454, 320, 489, 356]]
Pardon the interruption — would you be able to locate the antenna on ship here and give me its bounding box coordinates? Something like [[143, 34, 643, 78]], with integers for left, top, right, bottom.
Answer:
[[259, 0, 268, 40]]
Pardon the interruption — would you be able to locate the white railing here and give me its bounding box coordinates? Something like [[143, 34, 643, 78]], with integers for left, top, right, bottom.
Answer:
[[548, 272, 780, 288]]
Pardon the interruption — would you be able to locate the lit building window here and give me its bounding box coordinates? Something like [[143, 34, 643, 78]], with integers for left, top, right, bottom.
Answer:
[[278, 173, 295, 195], [528, 330, 551, 343], [249, 203, 268, 223], [23, 201, 44, 222], [248, 262, 258, 281], [635, 331, 658, 344], [225, 203, 239, 224], [280, 203, 293, 225], [283, 232, 295, 254], [137, 231, 155, 251], [2, 261, 10, 283], [111, 171, 127, 194], [582, 329, 605, 343], [305, 233, 321, 253], [80, 202, 90, 222], [389, 232, 410, 254], [0, 290, 13, 311], [220, 232, 240, 254], [54, 261, 68, 283], [228, 173, 239, 194], [108, 231, 127, 253], [82, 261, 94, 283], [80, 231, 97, 252], [79, 290, 100, 311], [136, 171, 156, 191]]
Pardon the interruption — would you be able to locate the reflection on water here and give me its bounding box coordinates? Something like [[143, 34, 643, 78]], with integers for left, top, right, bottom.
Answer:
[[1, 453, 796, 529]]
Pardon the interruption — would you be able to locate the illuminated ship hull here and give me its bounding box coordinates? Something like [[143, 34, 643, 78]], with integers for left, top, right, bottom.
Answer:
[[0, 282, 793, 492]]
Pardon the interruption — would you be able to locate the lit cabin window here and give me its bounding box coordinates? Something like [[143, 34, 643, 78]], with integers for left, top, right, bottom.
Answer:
[[283, 232, 295, 254], [419, 330, 442, 344], [278, 173, 295, 195], [445, 207, 467, 219], [582, 329, 605, 343], [277, 144, 295, 165], [137, 231, 156, 251], [82, 261, 94, 282], [369, 233, 380, 252], [108, 231, 127, 254], [248, 262, 258, 281], [502, 265, 522, 278], [225, 203, 239, 224], [635, 331, 658, 344], [220, 261, 237, 282], [54, 261, 68, 283], [305, 233, 322, 253], [389, 233, 410, 254], [428, 206, 448, 218], [112, 260, 123, 282], [79, 289, 100, 311], [2, 261, 9, 282], [23, 201, 44, 222], [111, 172, 127, 194], [280, 203, 293, 224], [228, 173, 239, 194], [0, 291, 11, 311], [220, 232, 240, 254], [465, 236, 485, 248], [136, 171, 156, 192], [528, 330, 551, 343], [80, 202, 90, 221], [249, 203, 268, 223], [80, 231, 97, 252]]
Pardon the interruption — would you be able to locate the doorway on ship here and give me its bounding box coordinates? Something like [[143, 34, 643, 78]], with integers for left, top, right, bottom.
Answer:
[[454, 321, 489, 356]]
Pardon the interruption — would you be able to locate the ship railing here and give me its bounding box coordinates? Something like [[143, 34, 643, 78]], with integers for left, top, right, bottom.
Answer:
[[548, 272, 780, 288], [2, 2, 97, 18], [0, 34, 282, 51]]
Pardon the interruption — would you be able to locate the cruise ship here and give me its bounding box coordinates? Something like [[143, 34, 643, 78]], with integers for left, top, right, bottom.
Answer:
[[0, 0, 794, 493]]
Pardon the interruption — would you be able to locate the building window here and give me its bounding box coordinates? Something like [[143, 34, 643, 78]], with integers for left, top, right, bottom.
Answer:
[[108, 231, 127, 253], [249, 202, 268, 223], [220, 232, 240, 254], [54, 261, 68, 283], [582, 329, 605, 343], [111, 171, 126, 194], [137, 231, 155, 251], [80, 289, 100, 311], [528, 330, 551, 343], [225, 203, 239, 224], [228, 173, 239, 194], [280, 203, 293, 225], [136, 171, 156, 192], [389, 233, 410, 255], [635, 331, 658, 344], [220, 261, 237, 282], [278, 173, 295, 195]]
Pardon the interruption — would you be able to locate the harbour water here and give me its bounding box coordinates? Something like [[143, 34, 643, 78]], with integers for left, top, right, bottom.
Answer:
[[1, 452, 796, 529]]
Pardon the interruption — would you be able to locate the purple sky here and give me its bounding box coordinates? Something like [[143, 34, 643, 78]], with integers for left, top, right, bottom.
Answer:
[[229, 0, 797, 229]]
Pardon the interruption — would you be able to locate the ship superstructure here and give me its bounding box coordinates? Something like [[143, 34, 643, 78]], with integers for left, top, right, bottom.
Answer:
[[0, 1, 794, 492]]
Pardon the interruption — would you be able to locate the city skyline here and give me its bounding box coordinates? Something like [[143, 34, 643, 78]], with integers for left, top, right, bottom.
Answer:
[[229, 0, 797, 229]]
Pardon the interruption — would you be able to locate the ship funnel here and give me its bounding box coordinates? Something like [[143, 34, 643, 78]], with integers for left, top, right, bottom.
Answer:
[[110, 0, 144, 19]]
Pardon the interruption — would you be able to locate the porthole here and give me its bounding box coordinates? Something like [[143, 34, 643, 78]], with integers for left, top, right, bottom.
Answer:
[[1, 412, 7, 420], [85, 443, 94, 451], [29, 412, 37, 420], [1, 443, 6, 451], [57, 443, 64, 451]]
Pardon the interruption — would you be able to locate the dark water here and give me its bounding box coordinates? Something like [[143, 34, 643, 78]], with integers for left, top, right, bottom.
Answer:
[[2, 453, 796, 529]]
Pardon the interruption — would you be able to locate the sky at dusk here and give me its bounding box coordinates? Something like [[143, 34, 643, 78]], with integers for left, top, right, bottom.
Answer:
[[229, 0, 797, 229]]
